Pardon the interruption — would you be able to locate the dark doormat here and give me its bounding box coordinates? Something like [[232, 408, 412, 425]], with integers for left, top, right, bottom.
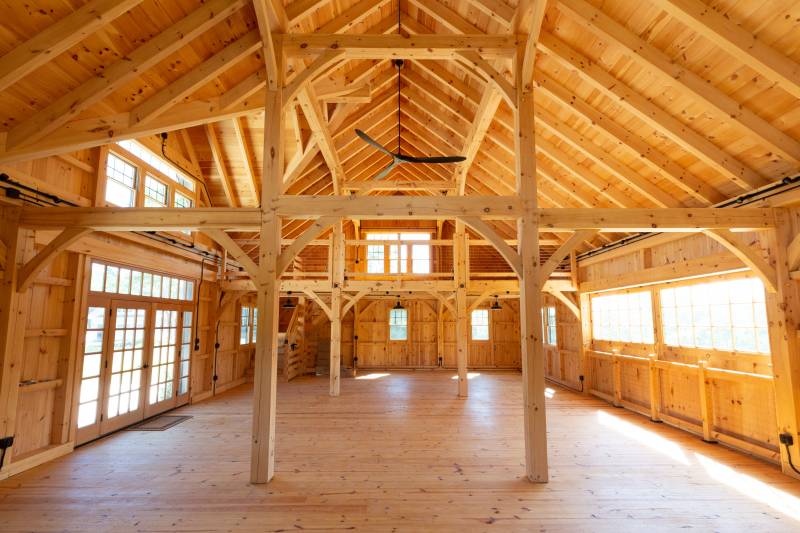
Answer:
[[127, 415, 192, 431]]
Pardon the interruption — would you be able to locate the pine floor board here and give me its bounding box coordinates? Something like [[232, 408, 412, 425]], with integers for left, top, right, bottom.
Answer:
[[1, 371, 799, 532]]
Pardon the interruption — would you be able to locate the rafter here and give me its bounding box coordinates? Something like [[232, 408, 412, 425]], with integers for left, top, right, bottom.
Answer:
[[5, 0, 248, 150], [658, 0, 800, 100], [232, 118, 260, 205], [205, 123, 239, 207], [130, 30, 261, 126], [0, 0, 142, 93]]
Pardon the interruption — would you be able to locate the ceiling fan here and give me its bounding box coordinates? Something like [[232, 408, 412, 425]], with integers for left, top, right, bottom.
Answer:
[[354, 11, 466, 181]]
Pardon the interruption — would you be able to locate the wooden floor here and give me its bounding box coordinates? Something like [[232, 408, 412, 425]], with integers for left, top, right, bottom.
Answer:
[[2, 371, 800, 532]]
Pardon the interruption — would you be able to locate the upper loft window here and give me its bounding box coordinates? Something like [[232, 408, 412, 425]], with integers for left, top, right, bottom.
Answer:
[[591, 291, 654, 344], [106, 142, 197, 217], [105, 153, 137, 207], [660, 278, 769, 354], [89, 261, 194, 302], [117, 140, 195, 191], [366, 232, 431, 274]]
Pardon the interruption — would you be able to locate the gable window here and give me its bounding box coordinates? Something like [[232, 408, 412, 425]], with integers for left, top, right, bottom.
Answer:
[[542, 306, 557, 345], [105, 153, 138, 207], [660, 277, 769, 354], [364, 232, 431, 274], [471, 309, 489, 340], [389, 308, 408, 340], [90, 261, 194, 301], [591, 291, 654, 344], [240, 306, 251, 345]]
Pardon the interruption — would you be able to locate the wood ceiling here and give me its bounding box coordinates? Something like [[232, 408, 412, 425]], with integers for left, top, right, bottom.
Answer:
[[0, 0, 798, 254]]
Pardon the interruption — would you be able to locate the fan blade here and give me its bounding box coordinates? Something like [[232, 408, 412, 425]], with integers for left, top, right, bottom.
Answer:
[[372, 160, 399, 181], [355, 129, 395, 158], [397, 154, 466, 164]]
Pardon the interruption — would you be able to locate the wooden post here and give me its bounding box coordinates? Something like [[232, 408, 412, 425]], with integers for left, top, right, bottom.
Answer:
[[329, 221, 344, 396], [765, 207, 800, 478], [0, 207, 23, 474], [579, 291, 592, 393], [516, 54, 549, 483], [647, 354, 661, 422], [611, 351, 622, 407], [251, 43, 284, 484], [454, 219, 468, 397], [697, 360, 715, 442]]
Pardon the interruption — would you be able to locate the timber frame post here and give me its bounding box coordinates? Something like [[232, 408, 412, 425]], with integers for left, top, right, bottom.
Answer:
[[454, 219, 469, 397], [329, 221, 344, 396], [516, 45, 549, 483], [765, 207, 800, 479], [250, 39, 284, 485]]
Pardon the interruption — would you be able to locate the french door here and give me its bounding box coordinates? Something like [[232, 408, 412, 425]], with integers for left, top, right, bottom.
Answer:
[[76, 299, 193, 444]]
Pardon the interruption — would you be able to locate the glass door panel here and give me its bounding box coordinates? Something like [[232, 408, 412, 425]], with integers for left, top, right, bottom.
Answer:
[[176, 310, 193, 405], [145, 308, 179, 416], [100, 303, 147, 434], [76, 306, 107, 444]]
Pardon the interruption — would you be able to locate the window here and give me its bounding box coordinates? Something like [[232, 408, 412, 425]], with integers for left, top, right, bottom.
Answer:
[[89, 261, 194, 301], [240, 306, 251, 345], [389, 308, 408, 340], [144, 176, 168, 207], [174, 191, 193, 209], [117, 140, 196, 191], [252, 307, 258, 343], [591, 291, 654, 344], [365, 232, 431, 274], [77, 307, 106, 428], [542, 306, 557, 345], [471, 309, 489, 340], [105, 153, 137, 207], [660, 277, 769, 354], [179, 311, 192, 395]]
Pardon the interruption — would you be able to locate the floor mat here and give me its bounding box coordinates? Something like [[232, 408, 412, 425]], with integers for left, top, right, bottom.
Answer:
[[127, 415, 192, 431]]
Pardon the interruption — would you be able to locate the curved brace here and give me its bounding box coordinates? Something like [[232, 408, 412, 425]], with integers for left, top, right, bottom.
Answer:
[[303, 288, 333, 320], [17, 227, 91, 293], [704, 229, 777, 293], [277, 215, 341, 275], [458, 216, 522, 277], [539, 230, 597, 287], [282, 50, 346, 105], [427, 291, 456, 316], [467, 288, 494, 314], [203, 229, 262, 283], [456, 51, 516, 109], [342, 289, 368, 316], [547, 289, 581, 320]]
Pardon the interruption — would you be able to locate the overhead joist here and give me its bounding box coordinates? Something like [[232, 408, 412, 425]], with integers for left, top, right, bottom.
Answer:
[[657, 0, 800, 100], [0, 0, 143, 93], [130, 30, 261, 126], [538, 34, 768, 191], [557, 0, 800, 163], [278, 34, 518, 59], [4, 0, 248, 150], [19, 205, 776, 231]]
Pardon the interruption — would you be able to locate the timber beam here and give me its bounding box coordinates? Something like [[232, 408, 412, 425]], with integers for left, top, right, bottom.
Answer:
[[19, 205, 777, 231]]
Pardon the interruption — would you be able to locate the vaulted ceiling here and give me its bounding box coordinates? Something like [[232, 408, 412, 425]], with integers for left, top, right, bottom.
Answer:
[[0, 0, 798, 255]]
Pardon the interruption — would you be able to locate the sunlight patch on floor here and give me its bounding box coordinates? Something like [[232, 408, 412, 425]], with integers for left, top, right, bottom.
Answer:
[[355, 372, 390, 380], [451, 372, 481, 380], [695, 453, 800, 521], [597, 410, 689, 465]]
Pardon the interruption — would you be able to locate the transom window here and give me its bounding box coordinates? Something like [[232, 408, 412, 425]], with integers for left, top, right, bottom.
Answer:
[[660, 277, 769, 354], [90, 261, 194, 302], [366, 232, 431, 274], [542, 306, 557, 345], [471, 309, 489, 340], [591, 291, 654, 344], [389, 308, 408, 340]]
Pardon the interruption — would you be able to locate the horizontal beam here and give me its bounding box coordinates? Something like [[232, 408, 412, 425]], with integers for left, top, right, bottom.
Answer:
[[19, 205, 776, 230], [279, 34, 518, 59]]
